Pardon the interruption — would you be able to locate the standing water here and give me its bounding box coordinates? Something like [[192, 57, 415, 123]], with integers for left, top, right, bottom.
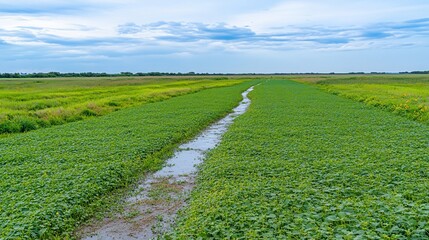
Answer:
[[79, 86, 255, 240]]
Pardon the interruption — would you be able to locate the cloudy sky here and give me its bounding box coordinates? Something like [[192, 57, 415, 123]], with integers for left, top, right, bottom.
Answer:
[[0, 0, 428, 73]]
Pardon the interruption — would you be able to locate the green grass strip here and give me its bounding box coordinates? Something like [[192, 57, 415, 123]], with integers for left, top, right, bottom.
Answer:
[[293, 74, 429, 124], [171, 80, 429, 239], [0, 81, 256, 239], [0, 78, 243, 135]]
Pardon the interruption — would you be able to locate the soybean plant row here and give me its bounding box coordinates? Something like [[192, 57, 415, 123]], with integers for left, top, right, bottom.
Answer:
[[171, 80, 429, 239], [0, 82, 255, 239]]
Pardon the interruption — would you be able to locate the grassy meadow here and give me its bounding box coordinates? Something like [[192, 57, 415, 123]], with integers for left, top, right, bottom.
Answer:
[[0, 77, 243, 135], [294, 74, 429, 124]]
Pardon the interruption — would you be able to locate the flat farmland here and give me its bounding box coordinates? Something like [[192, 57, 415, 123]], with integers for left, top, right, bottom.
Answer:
[[295, 75, 429, 124], [2, 76, 429, 239], [0, 77, 243, 135], [0, 81, 255, 239], [171, 80, 429, 239]]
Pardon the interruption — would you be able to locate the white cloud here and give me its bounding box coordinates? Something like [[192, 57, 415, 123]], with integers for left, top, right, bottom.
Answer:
[[0, 0, 428, 72], [231, 0, 429, 32]]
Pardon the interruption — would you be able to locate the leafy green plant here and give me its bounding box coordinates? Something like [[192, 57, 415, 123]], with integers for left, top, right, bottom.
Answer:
[[170, 80, 429, 239], [0, 81, 256, 239]]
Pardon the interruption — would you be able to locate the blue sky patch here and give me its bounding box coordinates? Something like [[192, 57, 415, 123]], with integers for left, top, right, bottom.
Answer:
[[0, 0, 428, 72]]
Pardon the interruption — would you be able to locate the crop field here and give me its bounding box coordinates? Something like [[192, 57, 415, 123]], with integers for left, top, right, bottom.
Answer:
[[0, 81, 256, 239], [2, 76, 429, 239], [171, 80, 429, 239], [0, 77, 243, 135], [295, 75, 429, 124]]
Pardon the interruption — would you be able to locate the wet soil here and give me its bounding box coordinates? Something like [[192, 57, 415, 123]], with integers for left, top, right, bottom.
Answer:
[[78, 86, 255, 240]]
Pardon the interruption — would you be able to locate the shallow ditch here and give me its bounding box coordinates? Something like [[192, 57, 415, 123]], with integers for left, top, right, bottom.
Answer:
[[78, 86, 255, 239]]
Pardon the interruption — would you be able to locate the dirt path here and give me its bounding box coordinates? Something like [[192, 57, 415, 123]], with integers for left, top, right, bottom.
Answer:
[[77, 86, 255, 240]]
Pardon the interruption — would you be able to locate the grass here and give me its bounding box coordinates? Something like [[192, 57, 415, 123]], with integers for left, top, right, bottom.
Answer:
[[0, 77, 244, 135], [170, 80, 429, 239], [293, 74, 429, 124], [0, 81, 256, 239]]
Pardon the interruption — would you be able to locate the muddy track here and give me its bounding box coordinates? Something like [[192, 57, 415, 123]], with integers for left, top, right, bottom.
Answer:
[[78, 86, 255, 240]]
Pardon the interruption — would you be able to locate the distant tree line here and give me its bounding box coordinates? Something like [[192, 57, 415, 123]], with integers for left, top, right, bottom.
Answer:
[[399, 71, 429, 74], [0, 72, 202, 78], [0, 71, 427, 78]]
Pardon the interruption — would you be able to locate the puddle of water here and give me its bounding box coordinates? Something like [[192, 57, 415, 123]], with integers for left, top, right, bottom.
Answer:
[[155, 85, 254, 178], [79, 86, 255, 240]]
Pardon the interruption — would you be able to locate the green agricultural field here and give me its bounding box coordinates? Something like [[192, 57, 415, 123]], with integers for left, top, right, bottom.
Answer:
[[0, 81, 256, 239], [171, 80, 429, 239], [3, 75, 428, 239], [295, 74, 429, 124], [0, 77, 243, 135]]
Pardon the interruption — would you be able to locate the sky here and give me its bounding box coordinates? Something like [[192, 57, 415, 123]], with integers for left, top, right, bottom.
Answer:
[[0, 0, 428, 73]]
